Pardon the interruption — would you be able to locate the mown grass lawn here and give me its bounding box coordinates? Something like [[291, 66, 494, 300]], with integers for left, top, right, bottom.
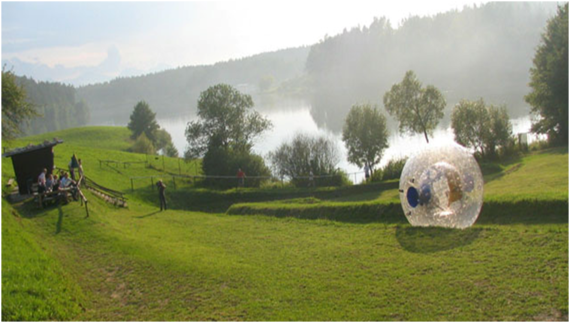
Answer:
[[11, 196, 568, 321], [2, 127, 568, 321]]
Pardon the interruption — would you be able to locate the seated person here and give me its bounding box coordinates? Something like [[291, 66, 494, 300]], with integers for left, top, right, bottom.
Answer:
[[59, 172, 78, 201], [52, 174, 60, 191], [45, 174, 55, 193]]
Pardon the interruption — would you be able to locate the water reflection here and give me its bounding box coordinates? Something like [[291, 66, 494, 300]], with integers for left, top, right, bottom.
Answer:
[[158, 104, 542, 184]]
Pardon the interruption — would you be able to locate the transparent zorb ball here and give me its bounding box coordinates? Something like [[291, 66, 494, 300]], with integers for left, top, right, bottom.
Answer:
[[399, 142, 484, 229]]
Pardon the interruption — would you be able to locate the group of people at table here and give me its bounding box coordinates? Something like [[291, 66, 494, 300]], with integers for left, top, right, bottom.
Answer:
[[36, 159, 83, 204]]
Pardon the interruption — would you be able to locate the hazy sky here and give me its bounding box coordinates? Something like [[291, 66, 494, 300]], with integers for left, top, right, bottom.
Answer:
[[2, 0, 483, 84]]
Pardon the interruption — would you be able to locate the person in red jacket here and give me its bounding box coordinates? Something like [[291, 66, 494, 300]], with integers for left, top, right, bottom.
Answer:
[[237, 168, 246, 188]]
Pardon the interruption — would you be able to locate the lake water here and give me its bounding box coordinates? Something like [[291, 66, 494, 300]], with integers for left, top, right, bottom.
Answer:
[[158, 103, 542, 184]]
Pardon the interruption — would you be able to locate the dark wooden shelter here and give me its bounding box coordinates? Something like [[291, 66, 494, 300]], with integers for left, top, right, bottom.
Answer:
[[3, 139, 63, 195]]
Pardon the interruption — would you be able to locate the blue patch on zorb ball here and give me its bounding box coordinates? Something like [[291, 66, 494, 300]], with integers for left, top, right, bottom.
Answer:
[[398, 142, 484, 229], [406, 187, 419, 208]]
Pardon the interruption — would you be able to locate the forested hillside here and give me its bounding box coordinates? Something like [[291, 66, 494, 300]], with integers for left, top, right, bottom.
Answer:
[[76, 47, 310, 125], [19, 2, 559, 134], [304, 2, 558, 130], [16, 76, 90, 136]]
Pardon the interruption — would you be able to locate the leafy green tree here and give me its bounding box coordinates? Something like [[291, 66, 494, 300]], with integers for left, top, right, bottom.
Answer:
[[202, 147, 270, 188], [155, 128, 175, 152], [487, 106, 513, 157], [268, 133, 342, 187], [342, 104, 389, 174], [130, 133, 155, 155], [185, 84, 272, 158], [127, 101, 159, 143], [525, 3, 569, 145], [451, 99, 513, 158], [451, 99, 489, 155], [2, 68, 38, 140], [383, 71, 446, 143], [164, 143, 179, 158], [185, 84, 272, 184]]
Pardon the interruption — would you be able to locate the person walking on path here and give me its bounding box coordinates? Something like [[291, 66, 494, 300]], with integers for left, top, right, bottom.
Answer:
[[156, 179, 167, 211]]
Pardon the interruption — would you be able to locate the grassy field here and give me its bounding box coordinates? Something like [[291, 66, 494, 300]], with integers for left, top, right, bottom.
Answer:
[[2, 127, 568, 321]]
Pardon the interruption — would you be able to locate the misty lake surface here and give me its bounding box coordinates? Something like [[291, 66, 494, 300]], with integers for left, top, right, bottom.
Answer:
[[158, 102, 540, 184]]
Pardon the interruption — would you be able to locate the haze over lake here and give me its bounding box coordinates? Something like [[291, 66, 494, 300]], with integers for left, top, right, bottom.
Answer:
[[157, 102, 542, 183]]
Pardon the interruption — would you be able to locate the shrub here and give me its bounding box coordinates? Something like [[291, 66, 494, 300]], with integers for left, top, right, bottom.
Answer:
[[314, 169, 352, 187], [202, 147, 271, 189], [382, 157, 408, 181], [451, 99, 513, 160], [268, 133, 342, 188], [369, 168, 383, 183], [130, 133, 155, 155]]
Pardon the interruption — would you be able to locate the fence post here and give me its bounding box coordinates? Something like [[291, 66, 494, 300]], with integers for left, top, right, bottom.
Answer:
[[173, 176, 176, 189], [178, 158, 181, 175], [131, 178, 134, 192]]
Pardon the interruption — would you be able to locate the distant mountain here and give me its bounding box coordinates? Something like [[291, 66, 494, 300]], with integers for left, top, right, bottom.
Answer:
[[76, 47, 310, 125]]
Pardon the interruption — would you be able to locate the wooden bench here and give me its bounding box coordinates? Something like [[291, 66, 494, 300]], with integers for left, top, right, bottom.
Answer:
[[35, 190, 59, 208], [35, 187, 74, 208]]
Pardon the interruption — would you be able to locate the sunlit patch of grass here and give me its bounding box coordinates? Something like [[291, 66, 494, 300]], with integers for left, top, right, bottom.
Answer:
[[2, 200, 84, 321]]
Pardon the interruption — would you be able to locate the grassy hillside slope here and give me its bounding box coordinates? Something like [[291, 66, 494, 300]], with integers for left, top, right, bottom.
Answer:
[[2, 127, 568, 321], [2, 200, 84, 320]]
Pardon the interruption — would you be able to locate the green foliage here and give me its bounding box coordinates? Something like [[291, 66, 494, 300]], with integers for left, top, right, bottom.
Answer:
[[305, 3, 558, 131], [154, 128, 177, 157], [185, 84, 272, 159], [342, 104, 389, 172], [2, 68, 38, 140], [383, 71, 446, 143], [317, 168, 352, 187], [202, 147, 270, 188], [73, 100, 90, 126], [130, 133, 155, 155], [13, 75, 90, 136], [525, 3, 569, 145], [380, 157, 408, 181], [164, 142, 179, 158], [127, 101, 159, 143], [451, 99, 513, 159], [268, 133, 342, 187]]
